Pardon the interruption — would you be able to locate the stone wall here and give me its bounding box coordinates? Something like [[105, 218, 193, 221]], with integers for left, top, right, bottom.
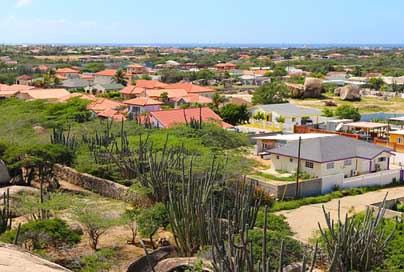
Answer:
[[53, 164, 139, 202]]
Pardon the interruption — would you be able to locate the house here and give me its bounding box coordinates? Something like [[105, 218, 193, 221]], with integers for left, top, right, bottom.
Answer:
[[389, 130, 404, 144], [16, 75, 33, 85], [94, 69, 117, 85], [87, 98, 127, 121], [86, 83, 124, 94], [146, 107, 232, 129], [166, 83, 215, 97], [214, 63, 236, 71], [135, 80, 169, 89], [0, 84, 36, 99], [120, 85, 147, 100], [250, 103, 322, 132], [16, 88, 71, 101], [143, 88, 188, 100], [173, 94, 212, 108], [61, 78, 91, 90], [126, 64, 147, 75], [253, 133, 335, 156], [180, 63, 198, 70], [124, 97, 163, 114], [56, 68, 80, 79], [270, 136, 392, 178]]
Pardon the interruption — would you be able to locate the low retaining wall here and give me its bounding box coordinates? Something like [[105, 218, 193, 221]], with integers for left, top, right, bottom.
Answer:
[[53, 164, 139, 202], [252, 169, 403, 199]]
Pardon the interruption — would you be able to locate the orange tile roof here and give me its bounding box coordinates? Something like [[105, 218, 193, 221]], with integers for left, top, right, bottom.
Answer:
[[0, 84, 35, 92], [0, 90, 19, 97], [22, 88, 71, 100], [123, 97, 163, 106], [95, 69, 117, 77], [80, 74, 95, 80], [127, 63, 145, 68], [97, 109, 127, 121], [145, 88, 188, 99], [166, 83, 214, 94], [87, 98, 125, 113], [120, 86, 145, 95], [16, 74, 33, 80], [56, 68, 79, 74], [135, 80, 169, 89], [174, 94, 212, 104], [58, 93, 97, 102], [149, 107, 231, 128]]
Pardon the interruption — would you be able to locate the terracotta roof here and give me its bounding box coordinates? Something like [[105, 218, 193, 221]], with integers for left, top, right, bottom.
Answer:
[[56, 68, 79, 74], [22, 89, 71, 100], [95, 69, 117, 77], [97, 108, 127, 121], [87, 98, 125, 113], [120, 86, 145, 95], [0, 84, 35, 92], [0, 90, 20, 97], [214, 63, 236, 67], [145, 88, 188, 99], [174, 94, 212, 104], [58, 93, 97, 102], [80, 74, 95, 80], [123, 97, 163, 106], [16, 74, 33, 80], [127, 63, 145, 68], [135, 80, 169, 89], [150, 107, 231, 128], [166, 83, 214, 94]]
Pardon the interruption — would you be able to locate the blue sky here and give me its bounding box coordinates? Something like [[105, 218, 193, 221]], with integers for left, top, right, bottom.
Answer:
[[0, 0, 403, 44]]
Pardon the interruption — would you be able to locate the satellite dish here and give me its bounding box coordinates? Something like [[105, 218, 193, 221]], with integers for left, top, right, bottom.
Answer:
[[336, 123, 344, 131]]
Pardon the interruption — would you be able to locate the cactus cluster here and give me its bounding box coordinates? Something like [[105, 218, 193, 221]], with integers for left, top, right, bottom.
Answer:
[[50, 126, 78, 151], [0, 189, 12, 234]]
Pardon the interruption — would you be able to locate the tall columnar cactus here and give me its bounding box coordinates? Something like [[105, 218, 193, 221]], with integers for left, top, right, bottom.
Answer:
[[318, 195, 394, 272], [0, 189, 12, 234], [50, 126, 78, 151]]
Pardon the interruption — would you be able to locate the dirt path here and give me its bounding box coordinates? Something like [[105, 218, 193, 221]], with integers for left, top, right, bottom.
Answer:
[[276, 185, 404, 243]]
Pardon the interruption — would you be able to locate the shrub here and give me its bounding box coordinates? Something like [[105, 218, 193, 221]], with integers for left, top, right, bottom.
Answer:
[[0, 218, 81, 250], [80, 248, 116, 272]]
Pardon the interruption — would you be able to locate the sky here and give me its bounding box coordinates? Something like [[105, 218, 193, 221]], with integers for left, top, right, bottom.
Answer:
[[0, 0, 403, 45]]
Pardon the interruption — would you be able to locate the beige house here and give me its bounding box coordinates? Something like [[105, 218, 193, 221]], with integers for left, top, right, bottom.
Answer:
[[270, 136, 392, 178]]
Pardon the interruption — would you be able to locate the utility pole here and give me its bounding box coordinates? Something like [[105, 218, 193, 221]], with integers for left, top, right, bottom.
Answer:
[[295, 136, 302, 199]]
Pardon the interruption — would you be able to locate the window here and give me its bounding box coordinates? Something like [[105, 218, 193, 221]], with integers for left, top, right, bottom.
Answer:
[[276, 155, 280, 160], [289, 158, 293, 163], [397, 138, 402, 144], [326, 162, 334, 169], [378, 157, 386, 162], [305, 161, 314, 168], [291, 117, 296, 122], [344, 159, 352, 167]]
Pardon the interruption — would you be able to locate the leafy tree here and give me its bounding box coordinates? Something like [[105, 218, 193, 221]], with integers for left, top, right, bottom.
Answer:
[[218, 104, 250, 125], [368, 77, 385, 90], [322, 107, 334, 117], [137, 203, 168, 249], [82, 62, 105, 73], [159, 92, 169, 103], [120, 208, 141, 244], [113, 69, 127, 85], [253, 112, 265, 120], [351, 65, 363, 76], [272, 66, 287, 77], [211, 92, 226, 109], [0, 218, 81, 250], [73, 202, 116, 250], [252, 82, 289, 105], [335, 105, 361, 121]]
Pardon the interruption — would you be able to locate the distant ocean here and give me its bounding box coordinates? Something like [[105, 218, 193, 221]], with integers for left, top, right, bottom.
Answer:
[[5, 43, 404, 48]]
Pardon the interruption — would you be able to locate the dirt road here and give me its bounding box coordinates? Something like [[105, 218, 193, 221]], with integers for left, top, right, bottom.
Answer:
[[276, 186, 404, 243]]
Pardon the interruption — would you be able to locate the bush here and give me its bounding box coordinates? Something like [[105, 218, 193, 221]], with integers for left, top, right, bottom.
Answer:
[[0, 219, 81, 249], [335, 104, 361, 121], [80, 248, 116, 272]]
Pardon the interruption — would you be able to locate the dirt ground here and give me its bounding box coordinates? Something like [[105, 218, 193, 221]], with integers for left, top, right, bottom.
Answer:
[[276, 185, 404, 243]]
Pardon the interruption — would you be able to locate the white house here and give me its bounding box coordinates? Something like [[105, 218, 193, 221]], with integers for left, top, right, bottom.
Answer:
[[124, 97, 163, 115]]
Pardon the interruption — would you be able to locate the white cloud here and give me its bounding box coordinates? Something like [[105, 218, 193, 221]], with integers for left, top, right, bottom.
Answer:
[[15, 0, 32, 7]]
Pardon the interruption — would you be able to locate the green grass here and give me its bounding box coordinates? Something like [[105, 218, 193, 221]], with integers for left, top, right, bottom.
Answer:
[[251, 171, 313, 182]]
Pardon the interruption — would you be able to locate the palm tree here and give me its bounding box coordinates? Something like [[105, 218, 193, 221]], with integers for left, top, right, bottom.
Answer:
[[113, 69, 127, 85], [212, 92, 226, 109]]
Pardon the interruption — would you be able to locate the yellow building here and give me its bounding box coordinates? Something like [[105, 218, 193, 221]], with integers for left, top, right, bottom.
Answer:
[[389, 130, 404, 144]]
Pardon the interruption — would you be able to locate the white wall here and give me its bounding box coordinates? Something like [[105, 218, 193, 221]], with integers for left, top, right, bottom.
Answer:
[[342, 169, 400, 189]]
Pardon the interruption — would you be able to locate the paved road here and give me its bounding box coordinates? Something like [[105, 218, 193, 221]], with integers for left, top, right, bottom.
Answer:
[[276, 186, 404, 243]]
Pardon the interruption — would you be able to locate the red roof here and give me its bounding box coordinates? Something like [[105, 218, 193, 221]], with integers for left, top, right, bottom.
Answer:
[[150, 107, 231, 128], [174, 94, 212, 104], [97, 109, 127, 121], [87, 98, 125, 113], [120, 86, 145, 95], [145, 88, 188, 99], [135, 80, 169, 89], [166, 83, 214, 94], [123, 97, 163, 106], [127, 63, 145, 68], [56, 68, 79, 74], [95, 69, 117, 77], [16, 74, 33, 80]]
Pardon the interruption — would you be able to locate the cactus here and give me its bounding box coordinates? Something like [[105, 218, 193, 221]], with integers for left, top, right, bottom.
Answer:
[[0, 189, 12, 234], [50, 126, 78, 151], [318, 195, 394, 272]]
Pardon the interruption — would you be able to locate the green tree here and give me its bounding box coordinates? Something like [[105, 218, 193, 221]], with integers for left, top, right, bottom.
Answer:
[[368, 77, 385, 90], [113, 69, 127, 85], [322, 107, 334, 117], [351, 66, 363, 77], [120, 208, 141, 244], [272, 66, 287, 77], [137, 203, 168, 249], [159, 92, 169, 103], [211, 92, 226, 109], [73, 202, 116, 250], [252, 82, 289, 105], [335, 105, 361, 121], [218, 104, 250, 125]]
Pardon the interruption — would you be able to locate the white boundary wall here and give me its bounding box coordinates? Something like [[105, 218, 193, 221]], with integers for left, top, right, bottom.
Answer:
[[342, 169, 400, 189], [321, 173, 344, 194]]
